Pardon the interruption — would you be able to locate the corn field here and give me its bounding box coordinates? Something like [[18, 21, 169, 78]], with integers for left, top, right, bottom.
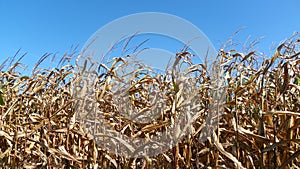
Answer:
[[0, 34, 300, 168]]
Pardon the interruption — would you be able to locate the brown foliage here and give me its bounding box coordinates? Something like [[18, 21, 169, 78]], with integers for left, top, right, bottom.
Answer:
[[0, 34, 300, 168]]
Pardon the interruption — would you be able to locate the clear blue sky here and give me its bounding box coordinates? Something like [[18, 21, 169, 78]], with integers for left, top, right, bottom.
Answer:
[[1, 0, 299, 70]]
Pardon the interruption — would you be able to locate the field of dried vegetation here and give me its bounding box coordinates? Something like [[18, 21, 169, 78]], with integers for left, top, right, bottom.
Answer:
[[0, 34, 300, 168]]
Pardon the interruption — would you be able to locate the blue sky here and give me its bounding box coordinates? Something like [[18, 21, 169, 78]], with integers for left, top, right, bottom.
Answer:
[[0, 0, 299, 71]]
